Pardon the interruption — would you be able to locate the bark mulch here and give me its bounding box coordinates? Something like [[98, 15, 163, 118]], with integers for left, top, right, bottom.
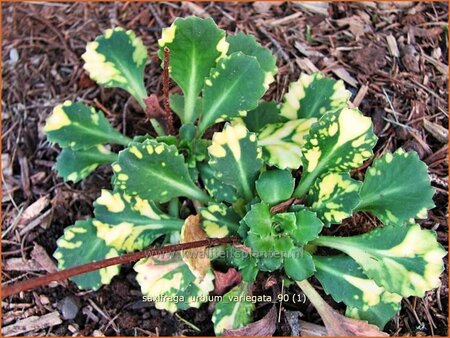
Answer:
[[1, 2, 448, 336]]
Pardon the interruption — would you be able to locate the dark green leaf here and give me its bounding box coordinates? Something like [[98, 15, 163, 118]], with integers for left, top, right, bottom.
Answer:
[[82, 28, 148, 105], [113, 139, 211, 203], [256, 169, 294, 205], [53, 219, 121, 290], [56, 145, 117, 183], [44, 101, 131, 150], [198, 53, 266, 133], [159, 17, 225, 123], [357, 149, 435, 225], [243, 101, 287, 133]]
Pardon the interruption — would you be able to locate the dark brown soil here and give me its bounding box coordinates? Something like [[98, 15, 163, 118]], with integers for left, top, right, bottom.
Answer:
[[2, 2, 448, 336]]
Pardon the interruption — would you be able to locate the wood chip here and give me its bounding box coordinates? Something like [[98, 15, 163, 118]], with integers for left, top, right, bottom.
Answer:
[[386, 34, 400, 57], [296, 58, 319, 73], [422, 53, 448, 76], [17, 195, 50, 227], [299, 320, 327, 336], [31, 242, 59, 273], [352, 84, 369, 107], [2, 311, 62, 336], [3, 257, 44, 271], [293, 2, 329, 15], [268, 12, 302, 26], [181, 2, 208, 18], [423, 119, 448, 143]]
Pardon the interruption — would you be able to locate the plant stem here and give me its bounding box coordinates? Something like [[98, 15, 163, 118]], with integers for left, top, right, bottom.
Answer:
[[2, 236, 240, 299], [293, 171, 317, 198]]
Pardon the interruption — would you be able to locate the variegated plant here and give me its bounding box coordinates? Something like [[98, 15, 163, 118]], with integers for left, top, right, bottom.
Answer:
[[45, 17, 445, 336]]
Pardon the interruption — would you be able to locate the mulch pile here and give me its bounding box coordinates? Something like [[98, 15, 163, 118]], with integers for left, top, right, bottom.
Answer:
[[1, 2, 448, 336]]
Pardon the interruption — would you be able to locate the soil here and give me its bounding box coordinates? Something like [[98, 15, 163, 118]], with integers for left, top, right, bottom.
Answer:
[[1, 1, 448, 336]]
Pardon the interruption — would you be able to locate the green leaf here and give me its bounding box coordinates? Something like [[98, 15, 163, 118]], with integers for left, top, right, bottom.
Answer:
[[258, 118, 317, 169], [198, 53, 266, 133], [280, 72, 351, 120], [134, 252, 214, 313], [243, 101, 287, 132], [159, 17, 226, 123], [82, 27, 148, 106], [53, 219, 121, 290], [113, 139, 211, 203], [208, 122, 263, 201], [307, 173, 362, 225], [93, 190, 183, 252], [169, 94, 203, 123], [346, 304, 400, 330], [314, 255, 402, 328], [284, 249, 315, 281], [243, 203, 296, 272], [227, 32, 277, 90], [256, 169, 295, 205], [44, 101, 131, 150], [294, 108, 377, 197], [284, 209, 324, 246], [228, 247, 259, 283], [313, 224, 446, 297], [198, 163, 238, 203], [212, 282, 255, 335], [357, 149, 435, 225], [200, 203, 240, 238], [55, 145, 117, 183]]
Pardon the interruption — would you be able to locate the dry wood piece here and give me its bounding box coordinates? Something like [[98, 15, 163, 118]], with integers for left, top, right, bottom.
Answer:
[[3, 257, 44, 271], [386, 34, 400, 57], [299, 320, 327, 336], [17, 196, 50, 227], [423, 119, 448, 144], [1, 311, 62, 336]]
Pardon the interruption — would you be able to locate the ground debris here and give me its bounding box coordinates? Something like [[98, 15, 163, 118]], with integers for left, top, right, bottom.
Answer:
[[1, 311, 62, 336]]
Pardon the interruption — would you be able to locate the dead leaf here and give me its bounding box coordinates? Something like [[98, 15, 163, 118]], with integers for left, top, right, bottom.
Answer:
[[223, 306, 277, 336], [17, 195, 50, 227], [213, 268, 242, 295], [144, 94, 165, 119], [180, 215, 210, 280], [401, 44, 420, 73], [336, 15, 371, 39], [350, 45, 386, 75]]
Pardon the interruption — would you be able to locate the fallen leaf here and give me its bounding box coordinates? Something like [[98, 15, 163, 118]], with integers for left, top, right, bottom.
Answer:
[[350, 45, 386, 75], [223, 306, 277, 336], [213, 268, 242, 295], [180, 215, 210, 280]]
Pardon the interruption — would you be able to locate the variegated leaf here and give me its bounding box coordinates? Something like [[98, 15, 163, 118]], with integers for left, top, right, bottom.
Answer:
[[313, 224, 446, 297], [113, 139, 211, 203], [242, 101, 286, 132], [357, 149, 435, 225], [82, 27, 148, 106], [134, 252, 214, 313], [280, 72, 351, 120], [198, 163, 238, 203], [208, 123, 263, 201], [294, 108, 377, 197], [200, 203, 240, 238], [44, 101, 131, 150], [198, 53, 266, 134], [227, 32, 277, 90], [307, 173, 362, 225], [55, 145, 117, 183], [159, 17, 226, 123], [212, 282, 255, 335], [93, 190, 183, 252], [255, 169, 295, 205], [258, 118, 317, 169], [53, 219, 121, 290], [314, 254, 402, 328]]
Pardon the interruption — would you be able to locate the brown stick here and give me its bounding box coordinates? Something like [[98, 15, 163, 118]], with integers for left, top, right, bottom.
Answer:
[[2, 237, 239, 299], [163, 46, 174, 135]]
